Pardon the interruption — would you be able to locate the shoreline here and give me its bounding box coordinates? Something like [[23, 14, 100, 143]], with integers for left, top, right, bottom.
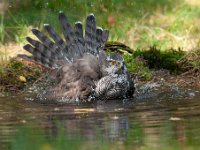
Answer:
[[0, 43, 199, 97], [0, 60, 199, 97]]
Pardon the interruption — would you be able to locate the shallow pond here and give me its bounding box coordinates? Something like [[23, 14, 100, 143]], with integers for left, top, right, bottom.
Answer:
[[0, 88, 200, 150]]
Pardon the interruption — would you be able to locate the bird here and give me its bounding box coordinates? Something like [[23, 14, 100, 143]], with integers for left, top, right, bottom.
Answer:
[[18, 12, 135, 103]]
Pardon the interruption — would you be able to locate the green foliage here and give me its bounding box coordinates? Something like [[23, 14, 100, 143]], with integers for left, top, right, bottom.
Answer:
[[2, 0, 182, 44], [8, 59, 24, 70], [132, 46, 185, 74], [2, 0, 200, 52], [124, 53, 152, 80], [2, 0, 200, 56], [0, 15, 5, 43], [165, 4, 200, 37]]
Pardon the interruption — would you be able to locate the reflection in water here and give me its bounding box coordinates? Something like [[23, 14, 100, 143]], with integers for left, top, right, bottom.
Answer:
[[0, 91, 200, 149]]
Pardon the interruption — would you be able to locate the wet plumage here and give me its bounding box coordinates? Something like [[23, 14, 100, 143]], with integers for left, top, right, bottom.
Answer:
[[19, 12, 134, 102]]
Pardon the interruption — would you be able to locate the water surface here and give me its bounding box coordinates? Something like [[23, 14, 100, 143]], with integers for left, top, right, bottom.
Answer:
[[0, 89, 200, 149]]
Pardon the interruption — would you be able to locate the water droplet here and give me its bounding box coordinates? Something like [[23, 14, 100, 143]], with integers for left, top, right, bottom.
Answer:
[[188, 92, 195, 97]]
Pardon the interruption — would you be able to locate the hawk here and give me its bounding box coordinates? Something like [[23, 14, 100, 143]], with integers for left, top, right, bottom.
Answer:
[[19, 12, 135, 102]]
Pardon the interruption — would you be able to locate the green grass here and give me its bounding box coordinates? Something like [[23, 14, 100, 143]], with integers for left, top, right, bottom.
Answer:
[[1, 0, 199, 49], [1, 0, 200, 51], [1, 0, 200, 50], [2, 0, 199, 47], [124, 53, 153, 80]]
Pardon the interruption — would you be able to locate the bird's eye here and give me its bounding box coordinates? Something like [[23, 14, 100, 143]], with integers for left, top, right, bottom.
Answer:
[[109, 59, 116, 65]]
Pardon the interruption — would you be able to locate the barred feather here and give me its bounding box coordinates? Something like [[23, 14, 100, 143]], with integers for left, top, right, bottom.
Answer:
[[44, 24, 66, 50], [26, 37, 56, 60], [59, 12, 82, 59], [32, 29, 65, 59], [85, 14, 98, 55], [23, 44, 56, 68], [74, 21, 84, 49], [95, 74, 131, 100], [101, 30, 109, 49]]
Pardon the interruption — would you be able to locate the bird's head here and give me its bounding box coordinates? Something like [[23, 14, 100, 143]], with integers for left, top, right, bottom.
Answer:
[[106, 53, 127, 75]]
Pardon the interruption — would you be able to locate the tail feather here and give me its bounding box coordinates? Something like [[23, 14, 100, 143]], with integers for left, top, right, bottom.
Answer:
[[96, 28, 109, 52], [96, 27, 103, 52], [85, 14, 98, 55], [44, 24, 66, 49], [101, 30, 109, 50], [96, 27, 108, 66], [74, 22, 84, 44], [59, 12, 82, 58], [74, 21, 84, 53], [22, 13, 110, 70], [23, 44, 56, 68], [26, 37, 57, 60], [44, 24, 73, 62], [31, 29, 64, 58], [58, 12, 76, 43]]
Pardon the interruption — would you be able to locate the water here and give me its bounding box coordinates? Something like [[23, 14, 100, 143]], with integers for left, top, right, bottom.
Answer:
[[0, 88, 200, 150]]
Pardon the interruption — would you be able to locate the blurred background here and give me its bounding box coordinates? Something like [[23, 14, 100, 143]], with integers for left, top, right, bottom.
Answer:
[[1, 0, 200, 51]]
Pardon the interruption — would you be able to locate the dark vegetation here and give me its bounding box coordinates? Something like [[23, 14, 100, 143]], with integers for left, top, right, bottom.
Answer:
[[0, 58, 44, 95], [132, 46, 185, 73]]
